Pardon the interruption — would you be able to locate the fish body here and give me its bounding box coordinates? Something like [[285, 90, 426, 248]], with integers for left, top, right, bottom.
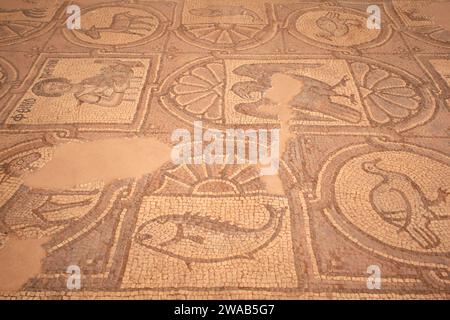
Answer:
[[135, 204, 285, 266], [189, 5, 262, 22]]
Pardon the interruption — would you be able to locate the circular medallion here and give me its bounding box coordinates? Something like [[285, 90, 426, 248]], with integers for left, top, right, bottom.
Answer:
[[287, 7, 391, 51]]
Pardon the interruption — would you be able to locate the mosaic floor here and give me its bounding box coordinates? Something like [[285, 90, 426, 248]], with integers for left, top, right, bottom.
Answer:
[[0, 0, 449, 299]]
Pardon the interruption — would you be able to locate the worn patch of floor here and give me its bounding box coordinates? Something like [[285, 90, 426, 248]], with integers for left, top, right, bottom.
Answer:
[[0, 0, 449, 299]]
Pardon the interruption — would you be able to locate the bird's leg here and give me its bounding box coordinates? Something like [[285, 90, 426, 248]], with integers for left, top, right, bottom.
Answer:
[[330, 75, 349, 90], [21, 8, 48, 18]]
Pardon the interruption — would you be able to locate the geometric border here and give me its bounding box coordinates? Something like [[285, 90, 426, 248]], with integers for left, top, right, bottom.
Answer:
[[0, 52, 161, 133]]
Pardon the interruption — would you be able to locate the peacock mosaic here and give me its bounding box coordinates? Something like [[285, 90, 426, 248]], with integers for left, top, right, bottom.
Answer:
[[0, 0, 449, 299]]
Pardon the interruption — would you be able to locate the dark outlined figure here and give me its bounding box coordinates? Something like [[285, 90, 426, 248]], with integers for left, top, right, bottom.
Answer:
[[362, 158, 450, 249]]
